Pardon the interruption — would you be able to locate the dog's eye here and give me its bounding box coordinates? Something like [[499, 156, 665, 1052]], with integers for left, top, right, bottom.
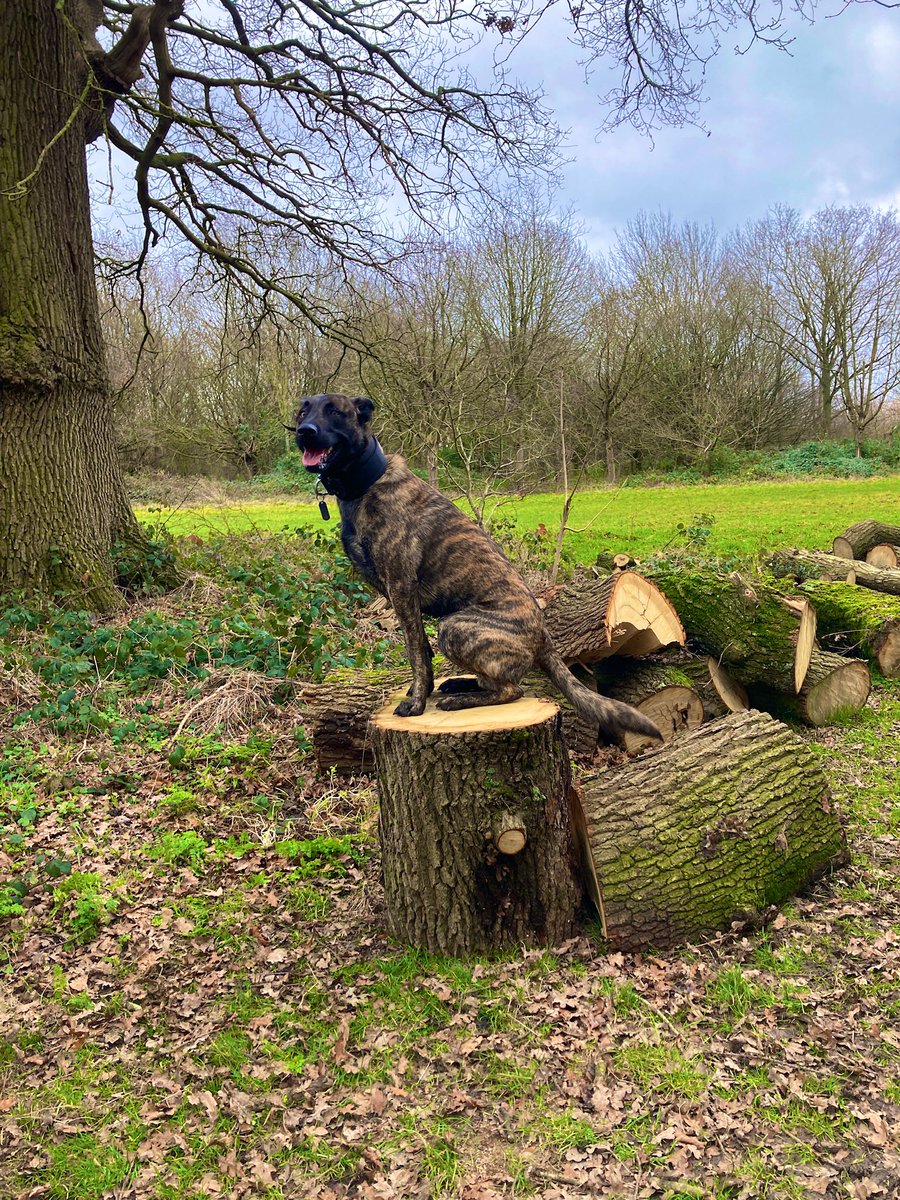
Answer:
[[324, 402, 335, 416]]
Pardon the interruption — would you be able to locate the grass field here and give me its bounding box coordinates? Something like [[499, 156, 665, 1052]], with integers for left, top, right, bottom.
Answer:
[[140, 474, 900, 563]]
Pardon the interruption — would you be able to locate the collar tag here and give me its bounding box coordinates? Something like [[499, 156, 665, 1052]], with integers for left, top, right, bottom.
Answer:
[[315, 483, 331, 521]]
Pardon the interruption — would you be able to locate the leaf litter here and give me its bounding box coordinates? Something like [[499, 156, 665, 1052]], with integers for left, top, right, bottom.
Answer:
[[0, 667, 898, 1200]]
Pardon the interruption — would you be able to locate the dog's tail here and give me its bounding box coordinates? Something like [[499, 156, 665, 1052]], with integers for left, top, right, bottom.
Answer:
[[537, 635, 663, 746]]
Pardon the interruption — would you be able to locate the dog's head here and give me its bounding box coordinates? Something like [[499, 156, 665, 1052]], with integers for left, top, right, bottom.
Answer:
[[290, 394, 375, 475]]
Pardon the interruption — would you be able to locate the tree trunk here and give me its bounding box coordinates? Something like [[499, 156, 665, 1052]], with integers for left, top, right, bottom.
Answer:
[[832, 521, 900, 560], [371, 691, 581, 955], [572, 711, 848, 952], [643, 568, 816, 692], [593, 659, 704, 753], [746, 647, 871, 726], [797, 580, 900, 678], [537, 573, 685, 663], [769, 548, 900, 597], [0, 3, 159, 607]]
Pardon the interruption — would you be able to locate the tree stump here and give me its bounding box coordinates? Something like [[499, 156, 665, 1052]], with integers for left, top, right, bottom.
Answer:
[[302, 663, 602, 774], [769, 548, 900, 597], [593, 659, 704, 752], [832, 521, 900, 560], [797, 580, 900, 678], [572, 711, 848, 952], [370, 686, 581, 955], [644, 568, 816, 692], [537, 573, 685, 663]]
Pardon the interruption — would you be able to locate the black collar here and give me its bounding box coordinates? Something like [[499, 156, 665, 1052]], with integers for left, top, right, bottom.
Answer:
[[320, 437, 389, 501]]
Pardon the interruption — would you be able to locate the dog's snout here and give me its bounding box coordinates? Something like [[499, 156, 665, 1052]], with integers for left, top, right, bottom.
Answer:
[[296, 421, 319, 445]]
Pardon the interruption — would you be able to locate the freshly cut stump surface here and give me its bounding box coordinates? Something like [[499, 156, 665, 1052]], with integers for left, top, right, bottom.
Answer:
[[572, 710, 847, 952], [371, 684, 581, 956]]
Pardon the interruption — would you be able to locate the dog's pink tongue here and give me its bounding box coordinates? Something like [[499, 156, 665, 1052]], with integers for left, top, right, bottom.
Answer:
[[302, 448, 327, 468]]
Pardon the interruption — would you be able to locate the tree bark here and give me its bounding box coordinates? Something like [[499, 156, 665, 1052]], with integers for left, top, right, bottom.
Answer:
[[572, 711, 847, 951], [299, 666, 414, 774], [769, 548, 900, 598], [746, 647, 871, 726], [832, 521, 900, 560], [371, 692, 581, 955], [643, 568, 816, 692], [796, 580, 900, 678], [0, 2, 162, 607], [537, 573, 685, 663]]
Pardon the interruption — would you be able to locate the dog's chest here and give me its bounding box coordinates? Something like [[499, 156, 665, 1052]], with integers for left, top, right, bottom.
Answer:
[[339, 513, 384, 593]]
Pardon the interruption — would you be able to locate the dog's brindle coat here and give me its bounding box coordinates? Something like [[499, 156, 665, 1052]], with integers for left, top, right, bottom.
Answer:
[[293, 394, 662, 744]]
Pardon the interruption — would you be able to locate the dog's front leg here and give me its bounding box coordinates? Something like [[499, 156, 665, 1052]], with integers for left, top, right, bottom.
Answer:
[[390, 584, 434, 717]]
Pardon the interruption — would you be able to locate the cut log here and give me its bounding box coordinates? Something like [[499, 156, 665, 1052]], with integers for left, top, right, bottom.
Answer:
[[299, 665, 415, 774], [537, 573, 685, 663], [795, 580, 900, 678], [643, 567, 816, 692], [572, 710, 848, 952], [302, 662, 605, 773], [833, 520, 900, 560], [706, 657, 750, 713], [865, 544, 900, 569], [769, 548, 900, 597], [371, 687, 581, 955], [746, 648, 871, 726], [593, 659, 704, 752], [662, 653, 737, 720]]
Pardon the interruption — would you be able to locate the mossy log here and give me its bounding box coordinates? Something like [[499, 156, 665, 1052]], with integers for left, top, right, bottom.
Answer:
[[593, 659, 704, 752], [642, 568, 816, 693], [769, 548, 900, 597], [537, 573, 685, 663], [661, 653, 735, 720], [572, 710, 847, 952], [833, 521, 900, 560], [371, 691, 581, 955], [746, 648, 871, 726], [796, 580, 900, 678]]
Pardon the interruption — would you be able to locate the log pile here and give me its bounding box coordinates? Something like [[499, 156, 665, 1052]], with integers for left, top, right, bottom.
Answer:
[[296, 515, 900, 953], [769, 518, 900, 678]]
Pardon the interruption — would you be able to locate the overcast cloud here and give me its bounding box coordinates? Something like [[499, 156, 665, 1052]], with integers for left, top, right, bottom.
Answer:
[[502, 3, 900, 250]]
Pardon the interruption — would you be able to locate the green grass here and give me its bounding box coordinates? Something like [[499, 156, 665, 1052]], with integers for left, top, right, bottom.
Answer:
[[138, 475, 900, 563]]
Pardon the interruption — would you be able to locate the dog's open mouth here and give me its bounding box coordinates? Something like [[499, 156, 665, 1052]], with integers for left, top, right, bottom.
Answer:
[[302, 447, 331, 471]]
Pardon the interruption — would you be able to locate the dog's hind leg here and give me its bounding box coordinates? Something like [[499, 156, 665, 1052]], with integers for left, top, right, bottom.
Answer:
[[437, 676, 483, 695], [435, 608, 529, 711], [436, 678, 524, 711]]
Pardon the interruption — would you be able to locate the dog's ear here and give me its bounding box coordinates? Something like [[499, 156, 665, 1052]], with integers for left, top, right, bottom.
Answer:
[[352, 396, 375, 424]]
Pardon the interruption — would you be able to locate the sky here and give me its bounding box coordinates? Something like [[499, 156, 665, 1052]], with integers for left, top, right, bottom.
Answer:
[[89, 1, 900, 259], [497, 1, 900, 251]]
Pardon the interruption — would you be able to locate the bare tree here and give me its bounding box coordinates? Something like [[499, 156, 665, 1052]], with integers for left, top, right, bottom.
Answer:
[[1, 0, 880, 602], [744, 206, 900, 445]]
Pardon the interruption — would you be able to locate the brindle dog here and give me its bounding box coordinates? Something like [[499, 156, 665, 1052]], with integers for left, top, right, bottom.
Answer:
[[292, 393, 662, 744]]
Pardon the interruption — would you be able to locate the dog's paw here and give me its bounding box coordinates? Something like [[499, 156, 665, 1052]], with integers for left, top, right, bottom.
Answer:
[[394, 697, 426, 718]]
